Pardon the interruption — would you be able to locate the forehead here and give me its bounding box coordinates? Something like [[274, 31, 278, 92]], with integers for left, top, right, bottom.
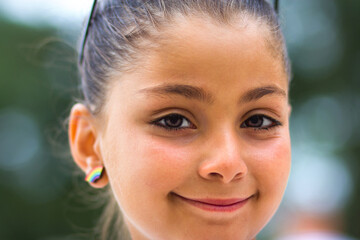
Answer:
[[138, 16, 287, 90], [101, 16, 288, 126]]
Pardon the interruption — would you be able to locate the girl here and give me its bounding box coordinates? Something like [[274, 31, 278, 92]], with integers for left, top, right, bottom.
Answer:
[[68, 0, 292, 239]]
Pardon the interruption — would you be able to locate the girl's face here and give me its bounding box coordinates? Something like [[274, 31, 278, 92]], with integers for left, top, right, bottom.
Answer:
[[98, 17, 291, 240]]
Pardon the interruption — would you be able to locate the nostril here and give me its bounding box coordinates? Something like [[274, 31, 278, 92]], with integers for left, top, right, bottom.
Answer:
[[233, 172, 243, 180], [209, 172, 222, 178], [208, 171, 243, 183]]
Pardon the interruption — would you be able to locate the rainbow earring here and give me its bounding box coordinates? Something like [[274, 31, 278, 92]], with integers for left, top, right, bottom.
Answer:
[[85, 165, 104, 183]]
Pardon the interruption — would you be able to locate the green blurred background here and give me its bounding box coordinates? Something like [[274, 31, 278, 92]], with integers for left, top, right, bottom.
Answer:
[[0, 0, 359, 239]]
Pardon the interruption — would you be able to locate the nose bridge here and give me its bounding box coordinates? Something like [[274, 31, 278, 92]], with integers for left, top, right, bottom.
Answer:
[[214, 127, 239, 160], [198, 125, 248, 183]]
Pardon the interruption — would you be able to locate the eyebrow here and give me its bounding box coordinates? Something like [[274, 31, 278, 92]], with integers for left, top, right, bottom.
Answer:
[[139, 84, 286, 104], [240, 85, 287, 103]]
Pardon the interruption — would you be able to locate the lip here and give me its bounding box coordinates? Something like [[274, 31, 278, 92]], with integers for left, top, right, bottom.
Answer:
[[173, 193, 252, 212]]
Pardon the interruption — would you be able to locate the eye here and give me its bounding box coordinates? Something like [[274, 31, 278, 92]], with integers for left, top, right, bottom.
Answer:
[[151, 113, 194, 131], [241, 114, 281, 130]]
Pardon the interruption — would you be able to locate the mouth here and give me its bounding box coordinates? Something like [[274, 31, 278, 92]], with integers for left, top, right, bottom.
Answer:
[[172, 193, 253, 212]]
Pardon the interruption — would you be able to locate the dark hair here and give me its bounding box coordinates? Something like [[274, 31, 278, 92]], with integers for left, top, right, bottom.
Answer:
[[77, 0, 290, 239]]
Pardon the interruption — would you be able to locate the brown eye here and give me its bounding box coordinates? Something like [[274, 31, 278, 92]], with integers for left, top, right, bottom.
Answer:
[[152, 113, 194, 131], [164, 114, 183, 128], [246, 115, 263, 127], [241, 114, 281, 130]]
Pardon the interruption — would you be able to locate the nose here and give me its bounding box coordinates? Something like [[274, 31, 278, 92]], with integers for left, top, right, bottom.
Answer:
[[198, 129, 248, 184]]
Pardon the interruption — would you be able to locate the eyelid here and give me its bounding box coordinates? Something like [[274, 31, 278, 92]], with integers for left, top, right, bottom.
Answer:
[[242, 107, 283, 119], [149, 107, 197, 120]]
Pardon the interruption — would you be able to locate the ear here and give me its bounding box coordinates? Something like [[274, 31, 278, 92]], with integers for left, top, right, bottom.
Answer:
[[68, 103, 108, 188]]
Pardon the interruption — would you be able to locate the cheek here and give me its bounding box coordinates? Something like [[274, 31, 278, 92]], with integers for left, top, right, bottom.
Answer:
[[247, 135, 291, 195], [138, 137, 195, 191], [243, 135, 291, 235], [104, 130, 194, 198]]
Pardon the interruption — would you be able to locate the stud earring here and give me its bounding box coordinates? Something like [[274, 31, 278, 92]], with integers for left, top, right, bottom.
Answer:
[[85, 165, 104, 183]]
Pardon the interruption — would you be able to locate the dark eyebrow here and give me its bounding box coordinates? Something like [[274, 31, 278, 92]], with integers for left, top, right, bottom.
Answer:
[[139, 84, 215, 104], [240, 86, 287, 103], [139, 84, 286, 104]]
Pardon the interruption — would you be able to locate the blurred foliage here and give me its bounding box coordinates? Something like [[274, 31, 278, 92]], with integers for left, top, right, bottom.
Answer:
[[330, 1, 360, 237], [285, 1, 360, 236], [0, 0, 359, 239], [0, 16, 100, 240]]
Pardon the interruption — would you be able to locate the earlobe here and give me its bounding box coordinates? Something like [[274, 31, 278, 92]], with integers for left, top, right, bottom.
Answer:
[[84, 157, 109, 188], [68, 103, 109, 188]]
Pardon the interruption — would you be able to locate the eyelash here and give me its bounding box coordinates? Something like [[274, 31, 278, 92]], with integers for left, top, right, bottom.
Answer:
[[150, 113, 282, 132]]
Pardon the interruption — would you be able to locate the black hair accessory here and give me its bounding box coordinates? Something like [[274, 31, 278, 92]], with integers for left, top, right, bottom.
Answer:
[[79, 0, 98, 65], [274, 0, 279, 14]]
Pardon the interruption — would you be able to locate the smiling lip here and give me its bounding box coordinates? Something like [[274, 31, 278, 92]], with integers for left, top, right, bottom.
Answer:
[[173, 193, 252, 212]]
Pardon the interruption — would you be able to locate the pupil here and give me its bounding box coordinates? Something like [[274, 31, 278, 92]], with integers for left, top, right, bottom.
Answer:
[[248, 116, 263, 127], [165, 115, 182, 127]]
